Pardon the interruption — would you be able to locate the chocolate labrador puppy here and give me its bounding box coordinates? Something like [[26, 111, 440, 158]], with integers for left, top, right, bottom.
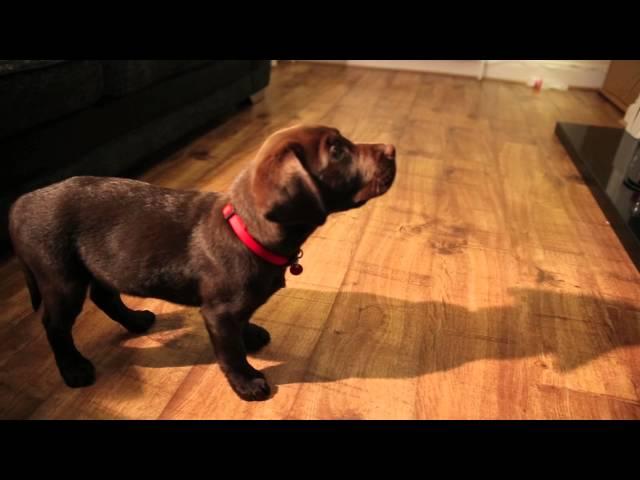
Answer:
[[8, 125, 396, 401]]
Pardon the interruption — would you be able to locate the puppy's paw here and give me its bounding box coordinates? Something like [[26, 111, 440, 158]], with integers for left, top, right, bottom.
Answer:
[[122, 310, 156, 334], [243, 323, 271, 353], [60, 357, 96, 388], [227, 371, 271, 401]]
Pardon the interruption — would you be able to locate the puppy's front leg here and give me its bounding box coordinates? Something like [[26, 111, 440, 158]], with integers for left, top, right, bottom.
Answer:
[[201, 302, 271, 401]]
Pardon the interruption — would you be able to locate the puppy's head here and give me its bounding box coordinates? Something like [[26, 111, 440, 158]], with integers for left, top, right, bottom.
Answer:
[[251, 125, 396, 226]]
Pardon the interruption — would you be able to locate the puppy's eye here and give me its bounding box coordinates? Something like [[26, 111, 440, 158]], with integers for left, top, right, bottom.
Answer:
[[330, 143, 350, 163]]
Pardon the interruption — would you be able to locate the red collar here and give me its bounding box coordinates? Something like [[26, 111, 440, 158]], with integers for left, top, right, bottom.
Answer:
[[223, 204, 303, 275]]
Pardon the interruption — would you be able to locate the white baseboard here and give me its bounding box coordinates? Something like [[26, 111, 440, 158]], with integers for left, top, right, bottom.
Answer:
[[484, 60, 610, 89], [302, 60, 611, 89], [306, 60, 483, 78], [308, 60, 482, 77]]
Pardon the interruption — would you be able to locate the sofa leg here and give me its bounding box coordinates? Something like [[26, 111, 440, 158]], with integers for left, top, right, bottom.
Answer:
[[249, 89, 266, 105]]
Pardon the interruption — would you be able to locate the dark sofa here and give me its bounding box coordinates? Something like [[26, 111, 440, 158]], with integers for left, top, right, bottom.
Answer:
[[0, 60, 271, 248]]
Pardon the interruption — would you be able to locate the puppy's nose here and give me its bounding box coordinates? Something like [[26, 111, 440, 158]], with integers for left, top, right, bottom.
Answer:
[[383, 144, 396, 160]]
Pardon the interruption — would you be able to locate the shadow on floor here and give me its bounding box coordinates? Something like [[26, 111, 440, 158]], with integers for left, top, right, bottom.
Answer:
[[107, 287, 640, 391]]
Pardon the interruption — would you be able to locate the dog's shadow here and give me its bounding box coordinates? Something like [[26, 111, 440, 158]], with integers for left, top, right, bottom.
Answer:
[[105, 287, 640, 392]]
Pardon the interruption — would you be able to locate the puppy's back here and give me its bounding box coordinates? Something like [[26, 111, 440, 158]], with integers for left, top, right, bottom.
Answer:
[[10, 176, 207, 243], [9, 175, 219, 301]]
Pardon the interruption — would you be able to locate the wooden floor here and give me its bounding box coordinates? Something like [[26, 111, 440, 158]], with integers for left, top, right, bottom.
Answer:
[[2, 62, 639, 419]]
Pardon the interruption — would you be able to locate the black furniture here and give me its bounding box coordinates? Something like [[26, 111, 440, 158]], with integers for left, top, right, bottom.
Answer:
[[0, 60, 271, 248], [555, 122, 640, 271]]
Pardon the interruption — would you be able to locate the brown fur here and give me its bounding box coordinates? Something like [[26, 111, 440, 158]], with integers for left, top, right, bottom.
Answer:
[[8, 125, 396, 401]]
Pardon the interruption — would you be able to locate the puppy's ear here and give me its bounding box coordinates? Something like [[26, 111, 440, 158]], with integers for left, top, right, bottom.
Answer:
[[254, 143, 327, 226]]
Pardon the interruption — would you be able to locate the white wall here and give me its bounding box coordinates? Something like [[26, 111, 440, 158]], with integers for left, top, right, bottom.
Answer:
[[303, 60, 611, 89]]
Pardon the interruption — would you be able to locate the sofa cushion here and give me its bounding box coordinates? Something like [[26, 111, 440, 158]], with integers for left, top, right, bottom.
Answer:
[[0, 60, 66, 76], [250, 60, 271, 92], [101, 60, 214, 97], [0, 60, 103, 140], [1, 61, 261, 190]]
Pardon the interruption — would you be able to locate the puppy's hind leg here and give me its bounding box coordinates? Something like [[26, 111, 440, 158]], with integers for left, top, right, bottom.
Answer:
[[90, 281, 155, 334], [40, 280, 95, 388]]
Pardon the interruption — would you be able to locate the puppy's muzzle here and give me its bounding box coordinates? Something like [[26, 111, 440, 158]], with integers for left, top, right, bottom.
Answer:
[[376, 144, 397, 194]]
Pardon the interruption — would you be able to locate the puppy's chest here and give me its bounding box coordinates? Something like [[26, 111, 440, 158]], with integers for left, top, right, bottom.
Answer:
[[261, 270, 287, 294], [246, 269, 286, 304]]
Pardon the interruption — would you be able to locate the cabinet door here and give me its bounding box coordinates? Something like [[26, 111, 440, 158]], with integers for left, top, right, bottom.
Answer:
[[601, 61, 640, 111]]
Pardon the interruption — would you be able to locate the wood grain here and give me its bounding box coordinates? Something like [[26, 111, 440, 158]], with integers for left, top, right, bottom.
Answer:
[[1, 61, 637, 419]]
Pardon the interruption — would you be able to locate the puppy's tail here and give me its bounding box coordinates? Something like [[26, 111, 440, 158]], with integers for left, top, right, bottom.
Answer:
[[20, 262, 41, 311]]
